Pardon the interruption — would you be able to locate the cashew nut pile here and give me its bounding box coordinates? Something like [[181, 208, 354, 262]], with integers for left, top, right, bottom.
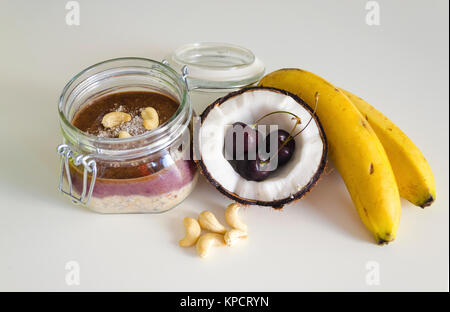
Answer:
[[179, 203, 248, 258]]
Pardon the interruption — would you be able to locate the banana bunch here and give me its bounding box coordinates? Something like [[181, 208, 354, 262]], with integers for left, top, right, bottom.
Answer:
[[258, 69, 435, 244]]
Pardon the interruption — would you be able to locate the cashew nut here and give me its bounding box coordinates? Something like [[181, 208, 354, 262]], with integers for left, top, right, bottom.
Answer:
[[196, 233, 225, 258], [198, 211, 227, 234], [179, 217, 201, 247], [224, 229, 248, 247], [141, 107, 159, 130], [118, 131, 132, 138], [225, 203, 247, 232], [101, 112, 131, 128]]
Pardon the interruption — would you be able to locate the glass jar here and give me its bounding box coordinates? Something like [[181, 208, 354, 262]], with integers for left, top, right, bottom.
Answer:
[[57, 58, 197, 213], [166, 42, 265, 114]]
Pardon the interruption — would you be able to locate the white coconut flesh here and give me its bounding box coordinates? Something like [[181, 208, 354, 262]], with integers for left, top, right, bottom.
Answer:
[[200, 88, 326, 203]]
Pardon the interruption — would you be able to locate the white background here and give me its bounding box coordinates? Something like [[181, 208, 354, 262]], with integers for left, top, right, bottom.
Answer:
[[0, 0, 448, 291]]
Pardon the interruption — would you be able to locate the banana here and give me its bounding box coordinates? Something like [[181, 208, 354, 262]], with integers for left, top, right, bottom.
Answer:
[[259, 69, 401, 244], [341, 89, 436, 207]]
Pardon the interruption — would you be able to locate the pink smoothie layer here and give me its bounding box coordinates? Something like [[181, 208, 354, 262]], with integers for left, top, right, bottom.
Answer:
[[70, 160, 197, 198]]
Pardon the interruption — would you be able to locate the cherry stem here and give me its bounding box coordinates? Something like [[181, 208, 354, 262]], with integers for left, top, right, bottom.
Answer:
[[260, 113, 301, 166], [260, 92, 320, 166], [251, 111, 301, 128], [290, 92, 320, 139], [276, 117, 300, 153]]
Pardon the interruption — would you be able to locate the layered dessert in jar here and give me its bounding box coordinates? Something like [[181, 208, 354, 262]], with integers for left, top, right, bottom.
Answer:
[[58, 58, 197, 214], [69, 91, 197, 213]]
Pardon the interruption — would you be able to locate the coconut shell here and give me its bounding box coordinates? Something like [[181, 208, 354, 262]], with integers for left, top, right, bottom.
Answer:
[[196, 86, 328, 209]]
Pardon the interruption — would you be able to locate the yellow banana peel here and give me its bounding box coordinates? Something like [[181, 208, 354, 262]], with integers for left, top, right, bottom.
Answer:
[[341, 89, 436, 208]]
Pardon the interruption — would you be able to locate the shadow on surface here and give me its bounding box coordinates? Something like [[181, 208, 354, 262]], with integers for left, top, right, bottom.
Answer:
[[291, 164, 374, 243]]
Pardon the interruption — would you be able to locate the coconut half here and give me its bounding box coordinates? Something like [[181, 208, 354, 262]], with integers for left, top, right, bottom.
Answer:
[[198, 87, 327, 208]]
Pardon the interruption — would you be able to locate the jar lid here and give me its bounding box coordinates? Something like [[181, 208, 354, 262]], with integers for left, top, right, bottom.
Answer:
[[167, 42, 265, 91]]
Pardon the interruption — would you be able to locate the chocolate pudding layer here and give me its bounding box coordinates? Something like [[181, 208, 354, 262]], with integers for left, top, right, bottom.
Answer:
[[73, 91, 179, 139]]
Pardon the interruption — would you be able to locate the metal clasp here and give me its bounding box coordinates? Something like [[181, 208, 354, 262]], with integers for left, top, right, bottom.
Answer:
[[57, 144, 97, 205], [161, 59, 190, 90], [180, 65, 189, 90]]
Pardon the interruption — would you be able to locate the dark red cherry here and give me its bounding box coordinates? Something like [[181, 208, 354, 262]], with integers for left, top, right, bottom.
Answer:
[[224, 122, 259, 160], [265, 129, 296, 167], [235, 157, 271, 181]]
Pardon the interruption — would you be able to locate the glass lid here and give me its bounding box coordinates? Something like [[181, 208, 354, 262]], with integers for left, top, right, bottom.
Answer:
[[167, 42, 265, 92]]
